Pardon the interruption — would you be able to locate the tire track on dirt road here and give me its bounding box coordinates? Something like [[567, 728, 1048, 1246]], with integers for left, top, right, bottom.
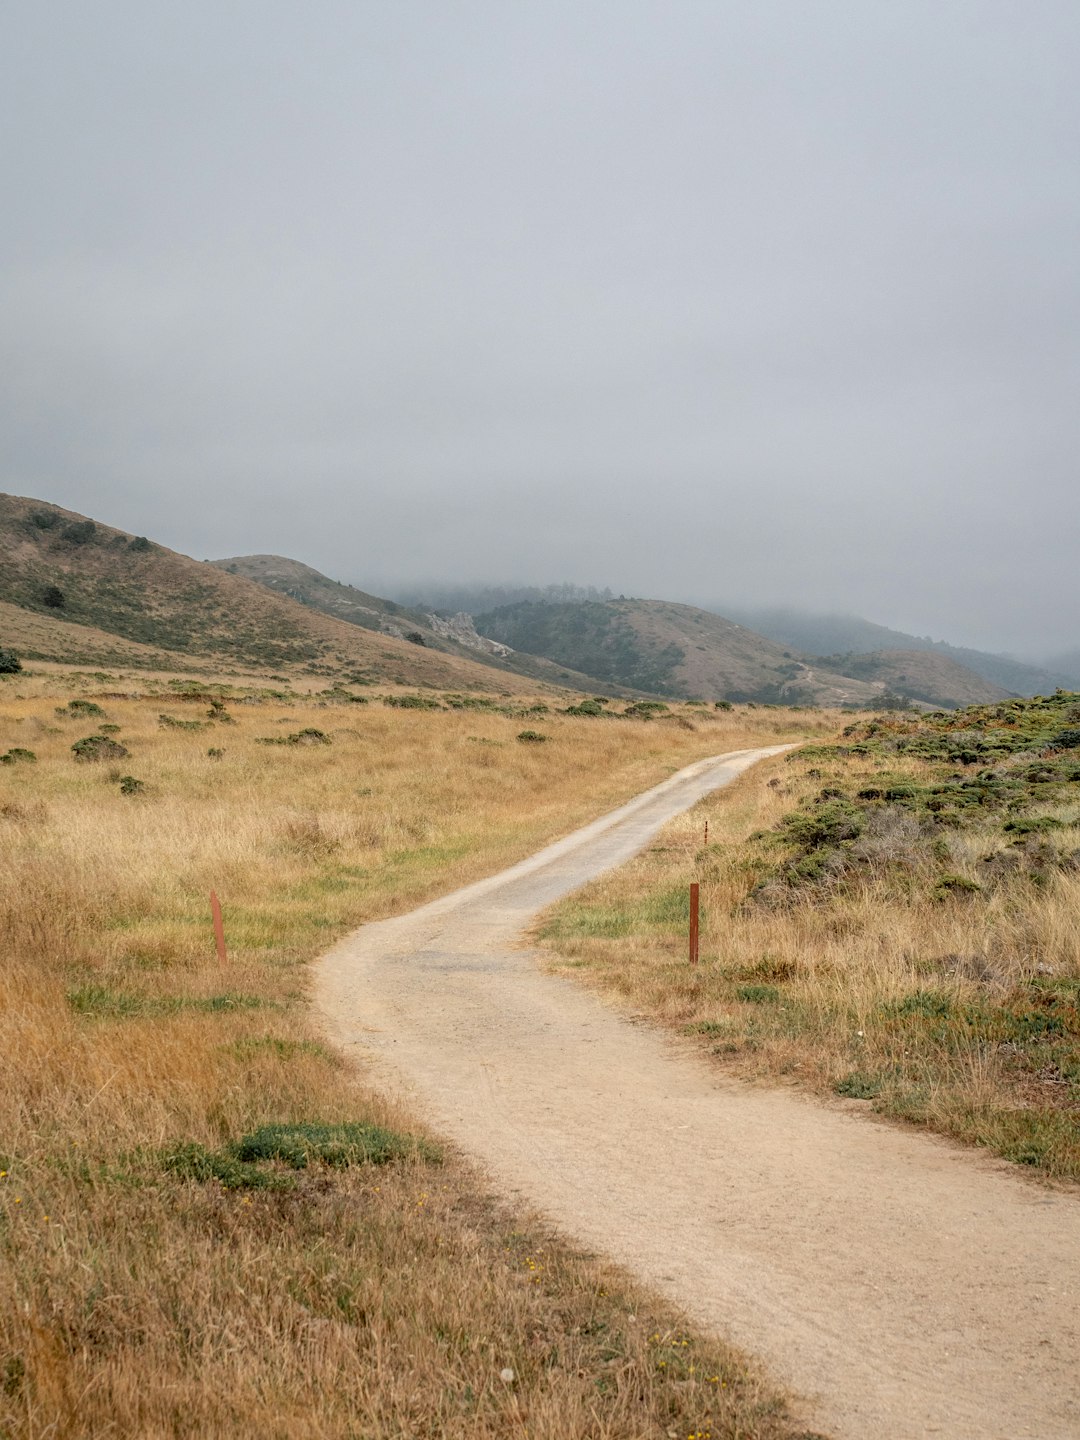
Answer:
[[315, 747, 1080, 1440]]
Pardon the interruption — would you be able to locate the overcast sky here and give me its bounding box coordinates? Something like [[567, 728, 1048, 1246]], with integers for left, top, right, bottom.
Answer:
[[2, 2, 1078, 656]]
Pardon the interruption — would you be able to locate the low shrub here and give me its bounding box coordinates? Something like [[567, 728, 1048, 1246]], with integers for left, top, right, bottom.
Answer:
[[1003, 816, 1064, 835], [158, 713, 207, 731], [61, 519, 97, 545], [383, 693, 441, 710], [933, 873, 982, 899], [0, 748, 36, 765], [516, 730, 548, 743], [293, 728, 331, 745], [72, 734, 128, 762], [0, 648, 21, 674], [257, 728, 332, 747]]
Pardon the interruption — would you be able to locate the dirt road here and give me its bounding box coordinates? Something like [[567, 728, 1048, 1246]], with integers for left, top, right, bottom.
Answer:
[[315, 748, 1080, 1439]]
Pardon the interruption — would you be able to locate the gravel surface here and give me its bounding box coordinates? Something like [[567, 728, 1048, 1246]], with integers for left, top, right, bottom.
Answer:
[[316, 748, 1080, 1440]]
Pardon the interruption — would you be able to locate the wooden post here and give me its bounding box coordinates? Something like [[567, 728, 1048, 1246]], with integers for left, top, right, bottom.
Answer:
[[704, 819, 709, 846], [210, 889, 227, 964], [689, 882, 700, 965]]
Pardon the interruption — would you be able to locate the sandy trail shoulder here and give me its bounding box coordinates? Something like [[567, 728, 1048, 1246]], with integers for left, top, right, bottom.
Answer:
[[315, 748, 1080, 1440]]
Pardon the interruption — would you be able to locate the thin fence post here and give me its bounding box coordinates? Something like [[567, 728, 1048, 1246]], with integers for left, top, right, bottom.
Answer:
[[689, 882, 699, 965], [210, 889, 227, 964]]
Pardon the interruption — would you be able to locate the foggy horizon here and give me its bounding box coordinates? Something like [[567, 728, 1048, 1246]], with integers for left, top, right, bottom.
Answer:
[[3, 3, 1078, 662]]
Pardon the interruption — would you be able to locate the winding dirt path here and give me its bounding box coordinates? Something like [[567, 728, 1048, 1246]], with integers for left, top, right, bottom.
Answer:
[[315, 749, 1080, 1440]]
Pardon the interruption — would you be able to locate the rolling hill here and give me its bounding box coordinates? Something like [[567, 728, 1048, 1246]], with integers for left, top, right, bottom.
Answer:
[[718, 604, 1063, 697], [471, 598, 1010, 708], [211, 554, 434, 638], [0, 494, 538, 691], [807, 648, 1010, 709], [0, 493, 1013, 709], [208, 553, 632, 694]]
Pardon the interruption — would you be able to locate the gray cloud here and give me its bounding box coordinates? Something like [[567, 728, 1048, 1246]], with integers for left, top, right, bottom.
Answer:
[[2, 1, 1078, 656]]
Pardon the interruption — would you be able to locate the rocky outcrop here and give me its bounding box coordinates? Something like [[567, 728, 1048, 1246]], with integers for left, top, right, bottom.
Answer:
[[426, 611, 512, 658]]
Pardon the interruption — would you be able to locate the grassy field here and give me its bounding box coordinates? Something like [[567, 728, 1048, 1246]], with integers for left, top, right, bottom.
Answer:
[[0, 666, 835, 1439], [541, 694, 1080, 1180]]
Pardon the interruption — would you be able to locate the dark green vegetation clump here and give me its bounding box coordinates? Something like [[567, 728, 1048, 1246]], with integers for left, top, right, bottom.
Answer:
[[72, 734, 129, 762], [383, 692, 442, 710], [159, 712, 207, 731], [255, 727, 332, 746], [760, 692, 1080, 904], [516, 729, 548, 743], [161, 1121, 436, 1190], [0, 748, 36, 765], [0, 647, 21, 674], [60, 698, 105, 717]]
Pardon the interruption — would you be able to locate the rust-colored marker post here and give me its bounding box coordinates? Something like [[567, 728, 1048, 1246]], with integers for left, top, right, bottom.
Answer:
[[704, 819, 709, 846], [689, 882, 700, 965], [210, 889, 227, 964]]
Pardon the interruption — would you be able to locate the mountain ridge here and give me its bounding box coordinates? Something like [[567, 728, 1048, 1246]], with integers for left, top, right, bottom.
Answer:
[[0, 494, 1014, 709], [0, 494, 542, 692], [472, 597, 1009, 708], [718, 604, 1069, 696]]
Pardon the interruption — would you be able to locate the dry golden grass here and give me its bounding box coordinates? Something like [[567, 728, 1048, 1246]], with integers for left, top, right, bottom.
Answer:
[[0, 668, 832, 1440], [541, 734, 1080, 1181]]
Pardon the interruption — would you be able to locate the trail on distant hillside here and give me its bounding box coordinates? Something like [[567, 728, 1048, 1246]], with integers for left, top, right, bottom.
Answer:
[[315, 749, 1080, 1440]]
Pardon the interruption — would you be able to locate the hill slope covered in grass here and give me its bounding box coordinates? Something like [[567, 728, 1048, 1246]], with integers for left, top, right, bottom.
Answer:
[[473, 596, 1004, 708], [808, 648, 1009, 708], [211, 553, 430, 636], [209, 553, 624, 694], [720, 604, 1063, 696], [0, 494, 538, 690]]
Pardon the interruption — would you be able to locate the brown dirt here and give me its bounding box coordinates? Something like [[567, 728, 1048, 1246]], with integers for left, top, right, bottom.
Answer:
[[315, 748, 1080, 1440]]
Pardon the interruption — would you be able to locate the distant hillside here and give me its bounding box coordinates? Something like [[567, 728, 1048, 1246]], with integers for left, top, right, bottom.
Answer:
[[0, 494, 531, 690], [211, 554, 430, 636], [396, 582, 616, 613], [0, 598, 200, 671], [718, 604, 1063, 696], [472, 597, 1014, 708], [214, 554, 640, 695], [809, 649, 1009, 709], [1044, 649, 1080, 688], [472, 598, 883, 705]]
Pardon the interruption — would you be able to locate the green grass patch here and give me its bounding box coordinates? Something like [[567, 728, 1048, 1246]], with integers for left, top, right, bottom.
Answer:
[[735, 984, 781, 1004], [834, 1071, 883, 1099], [68, 985, 272, 1019], [160, 1121, 437, 1191], [227, 1036, 339, 1065]]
